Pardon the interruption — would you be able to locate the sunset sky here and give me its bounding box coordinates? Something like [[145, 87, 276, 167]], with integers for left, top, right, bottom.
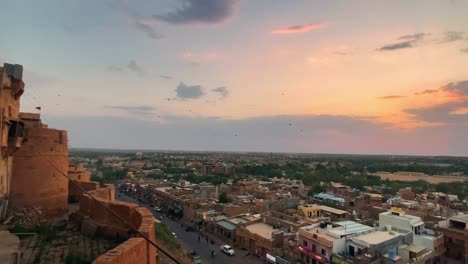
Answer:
[[1, 0, 467, 155]]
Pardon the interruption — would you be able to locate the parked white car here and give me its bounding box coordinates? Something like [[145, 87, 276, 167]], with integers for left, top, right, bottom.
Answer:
[[220, 245, 235, 256]]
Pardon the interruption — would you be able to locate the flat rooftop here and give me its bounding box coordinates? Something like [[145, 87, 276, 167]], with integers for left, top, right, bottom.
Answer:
[[380, 211, 423, 226], [352, 231, 400, 246], [245, 223, 275, 240], [320, 205, 348, 215], [329, 221, 375, 236], [228, 217, 248, 225], [299, 226, 336, 245], [450, 214, 468, 224], [314, 193, 345, 203]]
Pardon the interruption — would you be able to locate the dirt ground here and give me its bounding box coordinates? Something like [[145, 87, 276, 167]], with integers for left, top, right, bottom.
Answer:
[[374, 172, 468, 184]]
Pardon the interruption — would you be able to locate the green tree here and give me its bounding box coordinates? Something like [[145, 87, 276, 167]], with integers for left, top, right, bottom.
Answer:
[[308, 184, 324, 196], [218, 192, 230, 203]]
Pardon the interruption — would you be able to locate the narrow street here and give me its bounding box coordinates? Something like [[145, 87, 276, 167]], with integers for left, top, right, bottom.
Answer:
[[116, 192, 263, 264]]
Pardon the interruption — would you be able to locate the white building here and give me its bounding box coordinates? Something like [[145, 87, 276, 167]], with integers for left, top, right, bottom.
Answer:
[[379, 209, 444, 259]]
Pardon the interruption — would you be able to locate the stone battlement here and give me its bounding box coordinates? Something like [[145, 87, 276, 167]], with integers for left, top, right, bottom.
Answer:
[[74, 186, 156, 264]]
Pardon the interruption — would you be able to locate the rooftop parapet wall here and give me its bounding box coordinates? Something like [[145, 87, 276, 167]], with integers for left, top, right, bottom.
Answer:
[[69, 181, 114, 203], [68, 163, 91, 181], [93, 238, 148, 264], [77, 186, 156, 264]]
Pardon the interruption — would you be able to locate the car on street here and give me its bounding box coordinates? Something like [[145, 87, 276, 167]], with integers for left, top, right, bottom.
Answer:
[[188, 251, 202, 264], [154, 207, 162, 212], [220, 244, 235, 256]]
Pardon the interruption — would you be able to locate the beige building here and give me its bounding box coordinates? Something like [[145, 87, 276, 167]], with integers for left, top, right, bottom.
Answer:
[[299, 204, 349, 221], [236, 220, 286, 259]]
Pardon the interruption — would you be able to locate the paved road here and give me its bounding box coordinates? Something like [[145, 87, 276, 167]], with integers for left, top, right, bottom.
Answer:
[[116, 192, 263, 264]]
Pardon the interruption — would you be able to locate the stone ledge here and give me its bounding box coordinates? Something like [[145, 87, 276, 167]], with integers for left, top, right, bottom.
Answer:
[[93, 238, 146, 264], [75, 186, 156, 264]]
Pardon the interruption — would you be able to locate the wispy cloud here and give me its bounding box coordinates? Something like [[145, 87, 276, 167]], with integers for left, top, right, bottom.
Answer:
[[110, 0, 161, 39], [376, 33, 428, 51], [407, 81, 468, 124], [377, 31, 467, 52], [131, 17, 162, 39], [461, 47, 468, 53], [127, 60, 145, 75], [405, 102, 467, 124], [332, 46, 355, 56], [439, 31, 466, 43], [108, 65, 125, 72], [155, 0, 240, 25], [415, 89, 438, 96], [160, 75, 173, 80], [211, 86, 229, 99], [398, 33, 428, 41], [107, 60, 145, 76], [175, 82, 204, 100], [105, 105, 157, 117], [376, 95, 406, 100], [271, 23, 326, 34], [440, 80, 468, 97]]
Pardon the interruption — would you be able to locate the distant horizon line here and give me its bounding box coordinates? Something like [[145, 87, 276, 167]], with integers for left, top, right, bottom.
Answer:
[[69, 147, 468, 158]]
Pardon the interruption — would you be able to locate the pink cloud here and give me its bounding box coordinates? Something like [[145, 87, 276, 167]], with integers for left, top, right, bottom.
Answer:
[[271, 23, 326, 34]]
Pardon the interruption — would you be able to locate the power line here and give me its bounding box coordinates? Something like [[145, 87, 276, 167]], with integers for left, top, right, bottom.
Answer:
[[38, 152, 181, 264]]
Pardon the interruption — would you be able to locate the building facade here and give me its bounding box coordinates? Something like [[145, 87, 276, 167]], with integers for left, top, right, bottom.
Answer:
[[0, 63, 24, 219]]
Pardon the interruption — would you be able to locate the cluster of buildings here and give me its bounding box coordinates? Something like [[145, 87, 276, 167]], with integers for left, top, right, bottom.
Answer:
[[124, 173, 468, 264], [77, 151, 235, 179]]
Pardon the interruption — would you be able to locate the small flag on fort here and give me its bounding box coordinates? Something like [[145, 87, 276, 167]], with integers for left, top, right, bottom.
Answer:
[[35, 106, 41, 110]]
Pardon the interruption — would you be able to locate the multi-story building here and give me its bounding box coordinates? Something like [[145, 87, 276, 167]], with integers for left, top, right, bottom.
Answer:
[[236, 219, 289, 259], [298, 221, 375, 264], [379, 209, 444, 260], [299, 204, 349, 221], [348, 230, 405, 262], [438, 214, 468, 263]]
